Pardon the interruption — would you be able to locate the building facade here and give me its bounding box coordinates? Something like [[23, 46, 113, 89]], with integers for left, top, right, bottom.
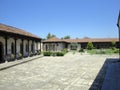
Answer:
[[43, 37, 119, 51], [0, 23, 41, 63], [42, 37, 67, 52]]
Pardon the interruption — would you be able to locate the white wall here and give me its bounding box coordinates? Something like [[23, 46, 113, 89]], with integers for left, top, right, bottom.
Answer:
[[38, 42, 41, 50], [23, 40, 28, 56], [7, 38, 15, 54], [67, 44, 71, 51], [67, 43, 81, 51], [57, 43, 65, 51], [16, 39, 22, 54], [29, 40, 32, 52], [77, 44, 81, 51]]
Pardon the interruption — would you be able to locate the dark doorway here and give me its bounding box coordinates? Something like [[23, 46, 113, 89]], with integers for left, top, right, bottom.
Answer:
[[31, 44, 33, 52], [0, 42, 4, 63], [20, 43, 23, 54], [11, 42, 14, 54], [46, 45, 48, 51]]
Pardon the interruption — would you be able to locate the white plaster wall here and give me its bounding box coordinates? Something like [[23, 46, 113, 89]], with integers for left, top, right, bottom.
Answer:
[[43, 43, 46, 51], [41, 42, 43, 51], [0, 36, 5, 55], [67, 44, 71, 51], [67, 43, 81, 51], [38, 42, 41, 50], [35, 42, 39, 51], [57, 43, 65, 51], [16, 39, 22, 54], [7, 38, 14, 54], [23, 40, 28, 56], [77, 44, 81, 51], [29, 40, 32, 52]]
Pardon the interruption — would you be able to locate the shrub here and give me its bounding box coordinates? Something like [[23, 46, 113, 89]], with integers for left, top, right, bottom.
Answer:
[[56, 52, 64, 56], [51, 52, 56, 56], [43, 52, 52, 56], [113, 48, 119, 53], [11, 54, 15, 60], [17, 52, 22, 59], [87, 42, 94, 50], [62, 48, 68, 54], [37, 50, 41, 55], [79, 48, 84, 52], [111, 41, 116, 48], [29, 51, 33, 57], [111, 47, 116, 50]]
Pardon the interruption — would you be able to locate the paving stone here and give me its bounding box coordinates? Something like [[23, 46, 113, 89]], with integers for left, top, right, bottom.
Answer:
[[0, 53, 118, 90]]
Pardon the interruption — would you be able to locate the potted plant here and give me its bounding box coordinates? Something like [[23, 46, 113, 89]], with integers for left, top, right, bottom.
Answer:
[[11, 54, 15, 61], [29, 51, 33, 57], [18, 52, 22, 59], [37, 50, 41, 55]]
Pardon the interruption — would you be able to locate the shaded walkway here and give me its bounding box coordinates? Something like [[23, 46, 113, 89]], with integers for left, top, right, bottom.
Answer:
[[89, 58, 120, 90], [101, 59, 120, 90]]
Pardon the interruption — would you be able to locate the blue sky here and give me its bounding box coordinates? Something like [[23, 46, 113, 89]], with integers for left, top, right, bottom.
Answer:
[[0, 0, 120, 39]]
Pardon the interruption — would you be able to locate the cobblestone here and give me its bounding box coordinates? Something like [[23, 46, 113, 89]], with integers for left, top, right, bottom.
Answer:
[[0, 53, 118, 90]]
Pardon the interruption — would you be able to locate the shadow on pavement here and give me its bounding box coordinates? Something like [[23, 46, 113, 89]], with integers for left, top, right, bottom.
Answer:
[[89, 58, 119, 90], [0, 56, 43, 71]]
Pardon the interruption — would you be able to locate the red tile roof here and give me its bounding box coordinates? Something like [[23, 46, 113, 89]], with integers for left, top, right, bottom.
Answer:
[[64, 38, 119, 43], [43, 37, 119, 43], [43, 37, 65, 42], [0, 23, 41, 39]]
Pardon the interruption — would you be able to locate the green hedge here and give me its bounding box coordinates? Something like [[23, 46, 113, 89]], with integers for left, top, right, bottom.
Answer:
[[43, 51, 66, 56], [43, 52, 52, 56], [79, 48, 84, 52], [56, 52, 64, 56]]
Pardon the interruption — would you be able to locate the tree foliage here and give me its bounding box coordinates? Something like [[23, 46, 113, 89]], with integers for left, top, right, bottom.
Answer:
[[111, 41, 116, 47], [63, 35, 70, 39], [87, 42, 94, 50], [46, 32, 56, 39]]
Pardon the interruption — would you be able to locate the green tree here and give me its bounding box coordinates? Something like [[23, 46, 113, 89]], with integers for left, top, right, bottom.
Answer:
[[111, 41, 116, 47], [46, 32, 51, 39], [51, 34, 56, 38], [63, 35, 70, 39], [87, 42, 94, 50], [46, 33, 56, 39]]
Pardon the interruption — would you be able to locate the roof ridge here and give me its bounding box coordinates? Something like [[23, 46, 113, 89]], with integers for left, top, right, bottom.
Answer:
[[0, 23, 41, 39]]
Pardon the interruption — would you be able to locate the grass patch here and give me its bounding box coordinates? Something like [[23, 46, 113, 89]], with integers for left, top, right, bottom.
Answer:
[[87, 49, 119, 55]]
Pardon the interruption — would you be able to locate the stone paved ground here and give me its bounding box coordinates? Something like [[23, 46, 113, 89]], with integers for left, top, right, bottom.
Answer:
[[0, 52, 118, 90]]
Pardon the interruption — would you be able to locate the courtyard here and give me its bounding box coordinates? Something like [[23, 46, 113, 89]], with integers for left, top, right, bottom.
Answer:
[[0, 52, 118, 90]]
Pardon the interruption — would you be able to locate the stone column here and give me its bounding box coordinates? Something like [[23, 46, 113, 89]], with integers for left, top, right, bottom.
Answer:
[[28, 40, 29, 56], [22, 39, 24, 57], [15, 38, 17, 59], [5, 36, 7, 56], [5, 36, 8, 62]]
